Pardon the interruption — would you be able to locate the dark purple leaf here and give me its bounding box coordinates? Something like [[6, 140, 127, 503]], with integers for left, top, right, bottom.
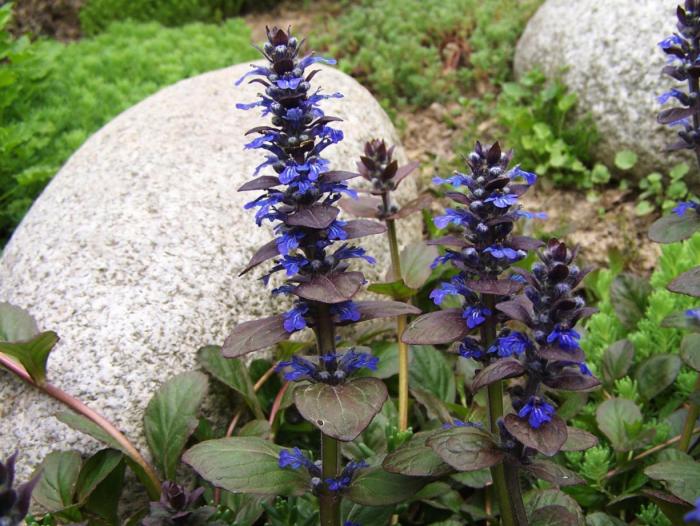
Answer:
[[668, 266, 700, 297], [658, 106, 696, 125], [402, 309, 469, 345], [343, 220, 387, 238], [354, 300, 421, 322], [445, 192, 471, 205], [466, 279, 522, 296], [504, 414, 567, 457], [543, 371, 601, 391], [537, 346, 585, 362], [390, 160, 420, 187], [522, 460, 584, 487], [471, 359, 525, 393], [294, 272, 364, 304], [391, 193, 433, 219], [486, 142, 501, 164], [294, 377, 387, 441], [239, 239, 279, 276], [561, 427, 598, 451], [509, 236, 545, 251], [529, 505, 579, 526], [611, 273, 652, 329], [238, 176, 281, 192], [427, 426, 504, 472], [286, 205, 339, 229], [602, 340, 635, 384], [410, 386, 452, 422], [339, 196, 382, 219], [496, 296, 534, 324], [319, 170, 360, 183], [643, 489, 693, 525], [649, 211, 700, 243], [222, 315, 289, 358]]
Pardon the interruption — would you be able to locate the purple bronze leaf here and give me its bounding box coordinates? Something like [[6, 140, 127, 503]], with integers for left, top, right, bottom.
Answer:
[[466, 279, 522, 296], [522, 460, 584, 487], [320, 170, 361, 184], [286, 205, 340, 229], [238, 176, 281, 192], [402, 309, 469, 345], [390, 160, 420, 187], [343, 219, 387, 238], [649, 212, 700, 244], [353, 301, 422, 322], [543, 371, 601, 391], [561, 427, 598, 451], [471, 359, 525, 393], [294, 272, 365, 304], [427, 426, 504, 472], [658, 106, 696, 125], [339, 196, 382, 218], [239, 239, 279, 276], [496, 296, 534, 324], [382, 430, 454, 477], [537, 346, 586, 362], [509, 236, 545, 251], [668, 266, 700, 297], [504, 414, 567, 457], [391, 193, 433, 219], [222, 315, 289, 358]]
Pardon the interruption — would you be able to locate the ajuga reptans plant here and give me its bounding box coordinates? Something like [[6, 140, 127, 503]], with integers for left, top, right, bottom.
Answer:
[[0, 452, 38, 526], [182, 26, 420, 526], [383, 142, 600, 526]]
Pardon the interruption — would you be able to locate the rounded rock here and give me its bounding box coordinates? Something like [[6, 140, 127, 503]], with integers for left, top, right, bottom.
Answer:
[[0, 62, 420, 477]]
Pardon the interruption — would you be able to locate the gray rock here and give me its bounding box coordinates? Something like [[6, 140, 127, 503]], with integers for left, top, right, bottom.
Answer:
[[0, 62, 420, 479], [514, 0, 692, 178]]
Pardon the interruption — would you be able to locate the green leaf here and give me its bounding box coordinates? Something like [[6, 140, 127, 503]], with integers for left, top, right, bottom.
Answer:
[[585, 512, 626, 526], [367, 280, 415, 300], [345, 464, 428, 506], [670, 163, 690, 180], [557, 92, 577, 113], [595, 398, 643, 451], [198, 345, 263, 419], [635, 354, 681, 400], [400, 241, 439, 289], [238, 419, 271, 438], [0, 302, 39, 341], [54, 410, 159, 499], [144, 371, 208, 480], [82, 454, 126, 524], [590, 164, 611, 185], [183, 437, 310, 496], [409, 345, 455, 402], [645, 460, 700, 503], [218, 492, 270, 526], [610, 273, 651, 330], [362, 341, 400, 379], [614, 150, 638, 170], [530, 505, 578, 526], [75, 449, 123, 504], [601, 340, 635, 385], [382, 430, 453, 477], [33, 450, 82, 512], [0, 330, 59, 384], [634, 200, 654, 216], [682, 334, 700, 371], [524, 489, 583, 523], [294, 377, 388, 441]]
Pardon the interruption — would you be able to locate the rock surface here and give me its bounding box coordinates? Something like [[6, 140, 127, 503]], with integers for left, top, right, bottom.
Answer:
[[514, 0, 690, 178], [0, 62, 420, 478]]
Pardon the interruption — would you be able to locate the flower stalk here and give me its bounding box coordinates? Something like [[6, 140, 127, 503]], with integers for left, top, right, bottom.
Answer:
[[679, 374, 700, 451]]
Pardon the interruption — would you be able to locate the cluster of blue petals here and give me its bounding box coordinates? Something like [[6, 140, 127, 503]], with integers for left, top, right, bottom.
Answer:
[[686, 497, 700, 523], [276, 349, 378, 384], [278, 448, 367, 493], [517, 396, 555, 429], [237, 27, 375, 337]]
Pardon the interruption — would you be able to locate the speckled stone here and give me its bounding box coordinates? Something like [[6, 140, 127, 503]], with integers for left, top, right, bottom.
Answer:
[[0, 62, 420, 479], [514, 0, 691, 179]]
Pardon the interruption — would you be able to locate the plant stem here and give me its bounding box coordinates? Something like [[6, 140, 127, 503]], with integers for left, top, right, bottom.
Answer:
[[0, 353, 161, 499], [679, 374, 700, 452], [382, 196, 411, 432], [480, 294, 517, 526], [503, 463, 529, 526], [314, 303, 341, 526]]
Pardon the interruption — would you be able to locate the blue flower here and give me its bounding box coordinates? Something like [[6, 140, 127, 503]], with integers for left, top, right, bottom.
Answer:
[[515, 210, 548, 220], [276, 355, 317, 382], [463, 306, 491, 329], [327, 220, 348, 240], [278, 447, 313, 470], [674, 201, 699, 216], [442, 419, 482, 430], [338, 349, 378, 373], [331, 301, 361, 323], [280, 255, 309, 276], [490, 331, 530, 357], [518, 397, 555, 429], [507, 165, 537, 185], [429, 278, 469, 305], [658, 34, 684, 51], [484, 193, 518, 208], [325, 460, 367, 492], [687, 308, 700, 321], [432, 173, 471, 187], [334, 245, 376, 264], [276, 230, 305, 255], [344, 522, 361, 526], [685, 498, 700, 523], [458, 337, 485, 360], [484, 245, 522, 262], [276, 77, 303, 90], [434, 208, 473, 229], [658, 88, 686, 105], [283, 304, 309, 333], [546, 326, 581, 351]]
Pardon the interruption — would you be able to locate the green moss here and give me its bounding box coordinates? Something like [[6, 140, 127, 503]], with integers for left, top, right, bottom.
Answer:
[[1, 18, 256, 243]]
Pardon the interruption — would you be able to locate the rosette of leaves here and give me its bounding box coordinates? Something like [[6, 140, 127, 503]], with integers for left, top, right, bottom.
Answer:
[[657, 0, 700, 162], [143, 481, 218, 526], [0, 452, 39, 526], [182, 27, 422, 526]]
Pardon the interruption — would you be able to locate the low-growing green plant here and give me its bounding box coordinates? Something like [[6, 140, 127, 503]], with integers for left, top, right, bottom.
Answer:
[[0, 17, 256, 244], [78, 0, 277, 35], [494, 69, 600, 190], [315, 0, 541, 109]]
